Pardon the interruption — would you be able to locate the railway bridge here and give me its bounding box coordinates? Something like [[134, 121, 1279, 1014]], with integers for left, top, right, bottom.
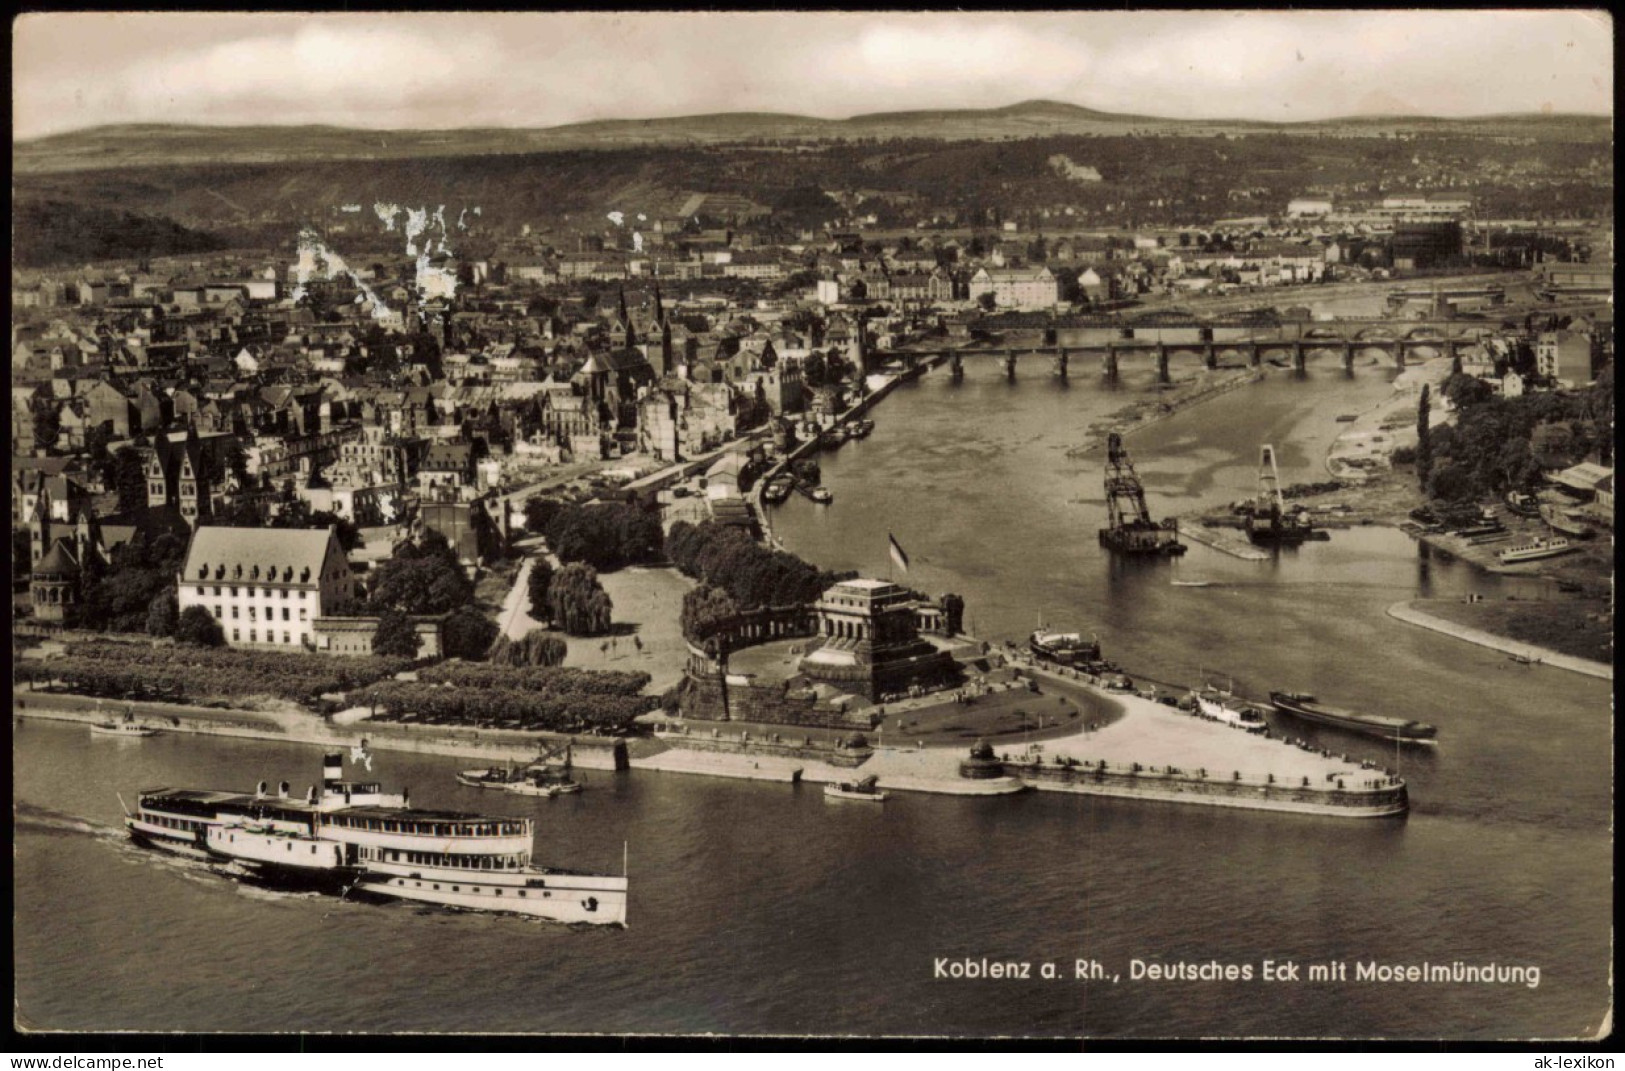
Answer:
[[881, 316, 1497, 382]]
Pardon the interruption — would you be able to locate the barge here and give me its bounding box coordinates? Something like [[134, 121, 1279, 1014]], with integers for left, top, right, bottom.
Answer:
[[1270, 691, 1438, 745]]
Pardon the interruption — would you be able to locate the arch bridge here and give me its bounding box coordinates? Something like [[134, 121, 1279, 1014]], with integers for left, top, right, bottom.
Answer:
[[885, 316, 1496, 382]]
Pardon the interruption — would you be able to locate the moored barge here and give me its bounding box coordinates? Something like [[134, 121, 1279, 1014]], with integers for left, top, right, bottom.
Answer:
[[1269, 691, 1438, 745]]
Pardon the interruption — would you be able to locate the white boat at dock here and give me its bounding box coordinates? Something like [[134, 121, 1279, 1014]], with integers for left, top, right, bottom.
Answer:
[[825, 775, 887, 802], [1191, 684, 1268, 734], [89, 706, 159, 738], [91, 720, 159, 738], [1497, 537, 1577, 564]]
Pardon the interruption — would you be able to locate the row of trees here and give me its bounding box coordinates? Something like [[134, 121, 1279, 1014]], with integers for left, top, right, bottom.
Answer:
[[417, 661, 649, 696], [354, 680, 656, 734], [666, 520, 852, 618], [35, 640, 411, 705]]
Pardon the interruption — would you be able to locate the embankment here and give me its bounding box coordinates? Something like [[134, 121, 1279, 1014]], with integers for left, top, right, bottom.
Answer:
[[1386, 601, 1612, 681]]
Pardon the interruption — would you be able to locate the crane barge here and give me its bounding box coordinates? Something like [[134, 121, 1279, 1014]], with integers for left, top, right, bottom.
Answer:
[[1097, 432, 1186, 556]]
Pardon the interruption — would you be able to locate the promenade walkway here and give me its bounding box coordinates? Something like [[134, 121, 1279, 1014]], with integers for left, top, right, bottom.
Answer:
[[1386, 600, 1612, 681]]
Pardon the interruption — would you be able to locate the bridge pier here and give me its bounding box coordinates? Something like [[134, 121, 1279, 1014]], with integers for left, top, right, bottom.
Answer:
[[1394, 346, 1406, 370], [1003, 349, 1017, 380], [1292, 343, 1306, 373], [1249, 345, 1262, 368], [1054, 348, 1068, 379], [1203, 345, 1217, 371], [949, 352, 963, 381], [1342, 344, 1355, 375], [1155, 345, 1170, 384], [1103, 348, 1119, 380]]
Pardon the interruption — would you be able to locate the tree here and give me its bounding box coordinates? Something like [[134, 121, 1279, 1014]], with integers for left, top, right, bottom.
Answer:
[[680, 584, 739, 643], [442, 605, 500, 661], [112, 447, 148, 514], [1415, 384, 1433, 494], [175, 605, 225, 647], [977, 291, 998, 312], [524, 496, 560, 536], [548, 563, 613, 637], [803, 351, 827, 388], [373, 610, 422, 658], [368, 554, 472, 615], [145, 589, 179, 638], [527, 559, 555, 621], [12, 528, 31, 581]]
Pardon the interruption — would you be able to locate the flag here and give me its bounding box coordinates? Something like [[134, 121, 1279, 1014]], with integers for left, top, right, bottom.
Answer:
[[888, 533, 910, 573]]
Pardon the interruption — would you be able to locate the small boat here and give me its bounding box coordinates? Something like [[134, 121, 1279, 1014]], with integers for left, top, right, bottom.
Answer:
[[455, 764, 520, 789], [1497, 537, 1576, 565], [1170, 579, 1213, 588], [1539, 506, 1594, 539], [761, 476, 793, 504], [1507, 654, 1543, 667], [808, 486, 833, 504], [1270, 691, 1438, 744], [851, 420, 875, 439], [1505, 492, 1541, 518], [506, 765, 582, 798], [91, 718, 158, 738], [825, 775, 886, 802], [1029, 627, 1101, 666]]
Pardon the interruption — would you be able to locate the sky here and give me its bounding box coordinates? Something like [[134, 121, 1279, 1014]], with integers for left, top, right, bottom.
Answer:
[[12, 11, 1615, 140]]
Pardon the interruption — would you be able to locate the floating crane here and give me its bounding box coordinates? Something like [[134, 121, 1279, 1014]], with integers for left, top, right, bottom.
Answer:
[[1245, 445, 1317, 545], [1098, 432, 1186, 556]]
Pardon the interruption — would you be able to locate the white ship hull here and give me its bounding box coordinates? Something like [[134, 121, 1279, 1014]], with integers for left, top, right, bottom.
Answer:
[[356, 861, 627, 925]]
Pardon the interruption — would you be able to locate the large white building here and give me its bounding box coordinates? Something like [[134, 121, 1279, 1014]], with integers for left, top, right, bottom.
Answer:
[[968, 266, 1060, 309], [177, 526, 353, 650]]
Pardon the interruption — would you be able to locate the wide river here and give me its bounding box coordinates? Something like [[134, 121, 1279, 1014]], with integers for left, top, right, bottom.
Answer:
[[13, 358, 1612, 1040]]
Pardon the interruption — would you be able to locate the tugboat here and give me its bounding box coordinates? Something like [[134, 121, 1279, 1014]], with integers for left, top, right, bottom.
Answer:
[[825, 775, 887, 803], [1269, 691, 1438, 745]]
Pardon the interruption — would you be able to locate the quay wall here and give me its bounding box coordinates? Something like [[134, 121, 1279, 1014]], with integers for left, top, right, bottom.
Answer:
[[653, 730, 872, 769], [1002, 759, 1409, 818], [14, 690, 630, 770]]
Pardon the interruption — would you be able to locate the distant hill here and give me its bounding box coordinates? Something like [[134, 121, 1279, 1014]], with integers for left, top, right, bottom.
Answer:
[[15, 100, 1611, 173]]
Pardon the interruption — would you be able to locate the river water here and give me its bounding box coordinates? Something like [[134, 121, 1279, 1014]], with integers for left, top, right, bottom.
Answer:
[[12, 361, 1612, 1039]]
